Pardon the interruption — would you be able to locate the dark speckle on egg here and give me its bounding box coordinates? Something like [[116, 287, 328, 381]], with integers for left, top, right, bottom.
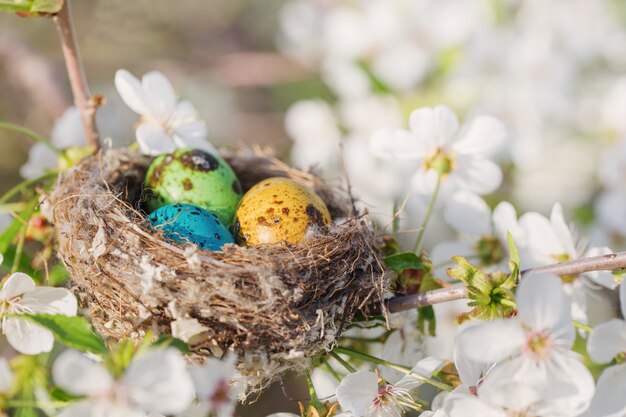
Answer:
[[178, 149, 220, 172], [182, 178, 194, 191], [306, 204, 325, 226]]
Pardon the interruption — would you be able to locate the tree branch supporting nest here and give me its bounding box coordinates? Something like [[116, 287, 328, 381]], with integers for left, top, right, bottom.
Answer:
[[386, 251, 626, 313], [53, 0, 100, 149]]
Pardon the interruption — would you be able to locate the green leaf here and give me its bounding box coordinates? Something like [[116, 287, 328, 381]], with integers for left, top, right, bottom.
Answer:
[[153, 334, 190, 353], [20, 314, 107, 354], [447, 256, 490, 293], [384, 252, 427, 274], [0, 197, 37, 254], [0, 0, 63, 13], [507, 232, 520, 272], [417, 306, 437, 336]]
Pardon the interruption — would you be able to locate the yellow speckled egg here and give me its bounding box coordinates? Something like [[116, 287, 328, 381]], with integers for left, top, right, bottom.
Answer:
[[233, 177, 331, 245]]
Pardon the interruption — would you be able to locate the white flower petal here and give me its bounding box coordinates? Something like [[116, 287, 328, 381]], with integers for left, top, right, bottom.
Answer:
[[409, 106, 459, 149], [396, 357, 443, 389], [142, 71, 178, 120], [583, 363, 626, 417], [491, 201, 523, 248], [175, 100, 200, 119], [452, 156, 502, 195], [173, 119, 208, 141], [336, 370, 379, 417], [53, 350, 113, 396], [443, 192, 491, 237], [0, 358, 13, 393], [587, 319, 626, 363], [58, 402, 145, 417], [20, 143, 58, 180], [454, 327, 487, 387], [549, 203, 577, 259], [0, 273, 35, 300], [136, 122, 177, 156], [456, 320, 525, 364], [621, 280, 626, 319], [20, 287, 77, 316], [370, 128, 429, 161], [520, 212, 566, 266], [478, 379, 541, 414], [115, 69, 149, 115], [585, 247, 620, 289], [190, 353, 239, 400], [123, 348, 194, 414], [430, 241, 475, 280], [51, 106, 86, 148], [453, 116, 506, 158], [544, 354, 596, 416], [442, 392, 503, 417], [4, 317, 54, 355], [517, 273, 574, 345], [265, 414, 299, 417]]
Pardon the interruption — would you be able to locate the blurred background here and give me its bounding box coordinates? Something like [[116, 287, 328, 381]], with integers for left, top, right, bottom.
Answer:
[[2, 0, 626, 414]]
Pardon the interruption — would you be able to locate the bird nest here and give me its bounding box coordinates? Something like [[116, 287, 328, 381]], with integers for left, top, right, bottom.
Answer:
[[47, 147, 386, 394]]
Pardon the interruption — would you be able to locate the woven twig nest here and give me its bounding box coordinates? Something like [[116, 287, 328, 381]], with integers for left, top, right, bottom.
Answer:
[[48, 147, 386, 393]]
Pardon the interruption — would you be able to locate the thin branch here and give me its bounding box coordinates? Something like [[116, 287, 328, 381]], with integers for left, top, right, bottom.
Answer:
[[386, 251, 626, 314], [52, 0, 100, 149]]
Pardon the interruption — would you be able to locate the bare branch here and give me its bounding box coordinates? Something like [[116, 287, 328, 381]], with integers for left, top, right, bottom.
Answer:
[[52, 0, 100, 149], [386, 251, 626, 314]]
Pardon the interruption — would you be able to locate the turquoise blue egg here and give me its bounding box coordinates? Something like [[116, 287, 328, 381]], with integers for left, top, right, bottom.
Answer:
[[148, 203, 235, 251]]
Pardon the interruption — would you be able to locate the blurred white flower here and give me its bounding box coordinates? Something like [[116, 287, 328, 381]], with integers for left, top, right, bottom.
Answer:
[[431, 192, 524, 277], [336, 357, 442, 417], [0, 267, 77, 355], [602, 78, 626, 137], [457, 273, 595, 416], [20, 107, 85, 180], [370, 106, 506, 200], [184, 353, 241, 417], [595, 189, 626, 238], [378, 311, 426, 384], [442, 379, 554, 417], [584, 280, 626, 417], [115, 69, 214, 156], [0, 357, 13, 393], [53, 348, 194, 417], [285, 100, 342, 171], [597, 137, 626, 189], [521, 203, 619, 292]]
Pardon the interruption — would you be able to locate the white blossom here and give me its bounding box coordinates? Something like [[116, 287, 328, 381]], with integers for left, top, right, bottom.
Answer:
[[456, 273, 595, 416], [53, 348, 194, 417], [584, 280, 626, 417], [370, 105, 506, 200], [335, 357, 442, 417], [0, 261, 77, 355], [184, 353, 241, 417], [20, 107, 85, 180], [431, 192, 524, 277], [521, 203, 619, 325], [115, 69, 214, 156]]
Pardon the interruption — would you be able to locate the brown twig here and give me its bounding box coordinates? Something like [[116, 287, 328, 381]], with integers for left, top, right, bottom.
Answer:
[[52, 0, 100, 149], [386, 251, 626, 313]]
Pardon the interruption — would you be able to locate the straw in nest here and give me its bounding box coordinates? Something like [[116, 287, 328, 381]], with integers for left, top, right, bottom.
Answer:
[[48, 147, 386, 394]]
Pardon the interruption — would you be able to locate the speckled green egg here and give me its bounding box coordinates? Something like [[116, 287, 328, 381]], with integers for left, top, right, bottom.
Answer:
[[233, 177, 331, 245], [145, 148, 243, 225]]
